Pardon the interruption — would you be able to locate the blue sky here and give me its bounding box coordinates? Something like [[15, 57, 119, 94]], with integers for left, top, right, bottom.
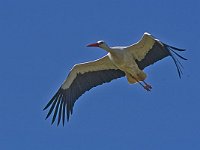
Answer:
[[0, 0, 200, 149]]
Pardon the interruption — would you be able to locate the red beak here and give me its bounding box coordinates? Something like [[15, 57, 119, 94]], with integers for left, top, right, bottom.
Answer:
[[87, 43, 99, 47]]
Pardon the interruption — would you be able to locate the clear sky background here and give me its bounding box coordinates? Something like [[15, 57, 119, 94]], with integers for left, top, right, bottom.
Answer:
[[0, 0, 200, 150]]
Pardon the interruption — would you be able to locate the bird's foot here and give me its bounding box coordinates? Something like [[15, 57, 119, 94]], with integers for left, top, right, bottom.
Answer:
[[144, 84, 152, 91], [146, 84, 152, 89], [142, 80, 152, 91]]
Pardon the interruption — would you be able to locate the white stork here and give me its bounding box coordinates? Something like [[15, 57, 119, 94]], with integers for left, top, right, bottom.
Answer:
[[43, 32, 186, 126]]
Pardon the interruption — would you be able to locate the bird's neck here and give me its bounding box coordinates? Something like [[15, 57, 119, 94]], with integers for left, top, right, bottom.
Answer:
[[102, 45, 113, 53]]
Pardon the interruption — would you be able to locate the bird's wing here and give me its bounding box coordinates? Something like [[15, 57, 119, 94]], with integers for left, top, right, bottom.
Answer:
[[43, 55, 125, 126], [126, 32, 187, 77]]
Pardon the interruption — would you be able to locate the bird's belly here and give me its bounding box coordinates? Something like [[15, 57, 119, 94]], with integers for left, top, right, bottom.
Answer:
[[109, 52, 131, 66], [118, 63, 138, 72], [113, 58, 138, 70], [115, 59, 140, 74], [109, 52, 140, 72]]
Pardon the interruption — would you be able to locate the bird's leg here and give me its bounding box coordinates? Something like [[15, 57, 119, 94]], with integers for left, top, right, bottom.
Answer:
[[130, 75, 151, 91], [142, 80, 152, 89], [138, 81, 151, 91], [125, 68, 151, 91], [136, 70, 152, 91]]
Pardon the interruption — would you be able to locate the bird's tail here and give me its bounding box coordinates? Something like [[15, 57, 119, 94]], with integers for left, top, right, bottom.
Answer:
[[163, 43, 187, 78]]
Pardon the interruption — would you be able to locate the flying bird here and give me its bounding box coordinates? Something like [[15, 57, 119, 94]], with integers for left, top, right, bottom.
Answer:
[[43, 32, 186, 126]]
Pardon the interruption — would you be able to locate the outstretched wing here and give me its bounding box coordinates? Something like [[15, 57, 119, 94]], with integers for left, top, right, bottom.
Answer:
[[126, 32, 187, 77], [43, 55, 125, 126]]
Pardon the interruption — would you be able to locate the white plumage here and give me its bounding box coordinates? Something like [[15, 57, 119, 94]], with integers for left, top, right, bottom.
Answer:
[[44, 32, 186, 126], [62, 55, 118, 89]]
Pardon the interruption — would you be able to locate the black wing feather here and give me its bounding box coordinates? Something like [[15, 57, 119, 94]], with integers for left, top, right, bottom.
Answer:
[[136, 41, 186, 78], [51, 95, 62, 125], [44, 69, 125, 126], [57, 97, 63, 126]]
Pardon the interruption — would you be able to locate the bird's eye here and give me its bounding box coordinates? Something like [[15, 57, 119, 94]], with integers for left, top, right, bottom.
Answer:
[[99, 41, 104, 45]]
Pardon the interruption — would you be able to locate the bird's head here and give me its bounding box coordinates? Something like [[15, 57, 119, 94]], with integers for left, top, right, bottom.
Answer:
[[87, 40, 110, 51]]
